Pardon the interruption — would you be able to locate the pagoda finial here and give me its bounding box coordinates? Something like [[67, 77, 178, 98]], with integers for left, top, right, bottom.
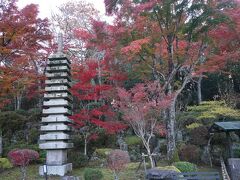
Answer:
[[57, 33, 63, 53]]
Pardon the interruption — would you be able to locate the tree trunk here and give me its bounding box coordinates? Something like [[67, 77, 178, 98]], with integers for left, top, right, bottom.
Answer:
[[166, 99, 176, 161], [147, 149, 155, 168], [197, 75, 203, 104], [0, 130, 2, 157], [20, 166, 27, 180], [84, 137, 87, 156], [15, 95, 22, 110], [113, 170, 119, 180]]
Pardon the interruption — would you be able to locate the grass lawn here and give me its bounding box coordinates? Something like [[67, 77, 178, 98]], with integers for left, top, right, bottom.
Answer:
[[0, 162, 220, 180]]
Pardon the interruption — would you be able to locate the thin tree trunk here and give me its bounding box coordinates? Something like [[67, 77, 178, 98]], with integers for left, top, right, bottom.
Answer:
[[197, 75, 203, 104], [0, 130, 2, 157], [166, 99, 176, 161], [147, 148, 155, 168], [15, 95, 22, 110], [84, 137, 87, 156]]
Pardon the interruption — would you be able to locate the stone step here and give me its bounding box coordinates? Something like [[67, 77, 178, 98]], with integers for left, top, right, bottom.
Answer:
[[40, 133, 71, 140], [45, 86, 69, 92], [44, 92, 72, 101], [41, 124, 71, 131], [46, 72, 70, 79], [42, 115, 72, 123], [43, 107, 72, 115], [43, 99, 72, 107], [45, 79, 71, 86], [39, 142, 73, 150], [46, 66, 70, 72], [47, 59, 70, 66]]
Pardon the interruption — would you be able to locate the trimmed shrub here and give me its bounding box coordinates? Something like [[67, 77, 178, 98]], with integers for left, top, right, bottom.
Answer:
[[125, 136, 142, 146], [107, 149, 130, 180], [173, 161, 197, 172], [107, 149, 130, 173], [8, 149, 39, 180], [179, 145, 200, 163], [189, 126, 209, 146], [68, 150, 88, 168], [186, 123, 202, 129], [3, 142, 45, 163], [157, 166, 181, 172], [169, 149, 180, 164], [95, 148, 113, 159], [0, 158, 12, 172], [84, 168, 103, 180]]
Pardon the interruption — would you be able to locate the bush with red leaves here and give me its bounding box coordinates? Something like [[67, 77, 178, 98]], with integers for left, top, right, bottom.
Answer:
[[107, 149, 130, 180], [8, 149, 39, 166], [8, 149, 39, 180]]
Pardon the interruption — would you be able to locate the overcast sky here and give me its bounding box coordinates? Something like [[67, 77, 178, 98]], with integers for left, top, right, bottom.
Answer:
[[17, 0, 106, 18]]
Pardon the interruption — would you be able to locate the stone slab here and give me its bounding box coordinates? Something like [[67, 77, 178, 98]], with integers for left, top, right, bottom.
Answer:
[[42, 115, 72, 123], [39, 163, 72, 176], [45, 86, 69, 92], [45, 79, 70, 86], [44, 93, 72, 101], [46, 66, 70, 72], [39, 142, 73, 149], [41, 124, 71, 131], [40, 132, 70, 141], [47, 59, 70, 65], [43, 99, 72, 107], [43, 107, 72, 115], [46, 72, 70, 79], [46, 150, 67, 165], [228, 158, 240, 180]]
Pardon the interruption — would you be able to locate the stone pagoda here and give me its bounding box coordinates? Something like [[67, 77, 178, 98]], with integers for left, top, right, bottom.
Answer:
[[39, 34, 73, 176]]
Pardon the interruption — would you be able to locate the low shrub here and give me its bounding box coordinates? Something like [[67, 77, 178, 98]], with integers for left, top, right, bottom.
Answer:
[[84, 168, 103, 180], [173, 161, 197, 172], [189, 126, 209, 146], [4, 142, 45, 163], [179, 145, 200, 163], [186, 123, 202, 129], [95, 148, 113, 159], [107, 149, 130, 173], [157, 166, 181, 172], [68, 150, 88, 168], [8, 149, 39, 180], [125, 136, 142, 146], [0, 158, 12, 172], [107, 149, 130, 180], [169, 149, 180, 164]]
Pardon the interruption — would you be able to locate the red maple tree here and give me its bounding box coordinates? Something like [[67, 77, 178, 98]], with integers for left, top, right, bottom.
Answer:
[[70, 60, 127, 155], [0, 0, 52, 109]]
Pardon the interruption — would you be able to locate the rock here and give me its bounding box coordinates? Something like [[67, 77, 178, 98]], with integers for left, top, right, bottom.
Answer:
[[201, 146, 210, 164], [61, 176, 80, 180], [146, 168, 178, 180]]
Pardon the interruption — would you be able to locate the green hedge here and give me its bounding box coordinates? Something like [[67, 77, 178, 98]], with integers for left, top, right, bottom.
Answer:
[[173, 161, 197, 172], [95, 148, 113, 159], [0, 158, 12, 172], [84, 168, 103, 180], [124, 136, 142, 146]]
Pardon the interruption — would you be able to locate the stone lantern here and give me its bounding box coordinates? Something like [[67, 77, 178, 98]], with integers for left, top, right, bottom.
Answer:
[[39, 34, 73, 176]]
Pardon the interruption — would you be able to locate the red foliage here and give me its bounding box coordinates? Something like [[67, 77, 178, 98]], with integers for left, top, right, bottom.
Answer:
[[154, 123, 167, 137], [70, 60, 127, 137], [0, 1, 52, 108], [8, 149, 39, 167]]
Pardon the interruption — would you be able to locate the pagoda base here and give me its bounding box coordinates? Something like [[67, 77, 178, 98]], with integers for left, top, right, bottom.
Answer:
[[39, 163, 72, 176]]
